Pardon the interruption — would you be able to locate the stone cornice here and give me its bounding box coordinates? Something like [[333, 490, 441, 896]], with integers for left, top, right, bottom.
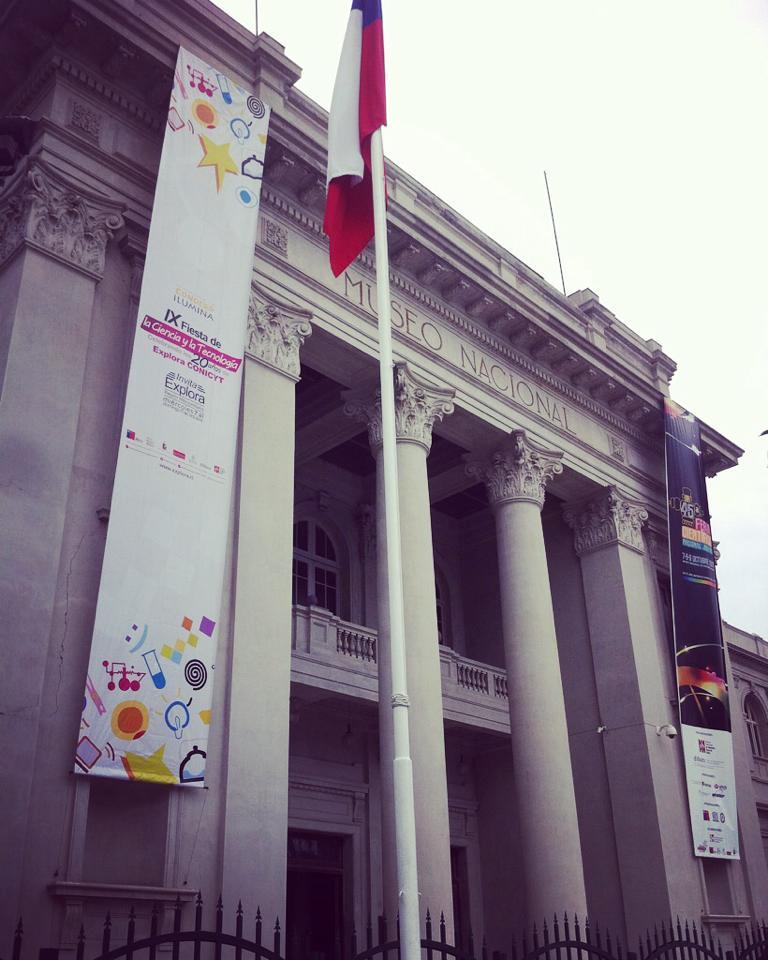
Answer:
[[246, 283, 312, 380], [259, 187, 659, 451], [344, 362, 455, 454], [0, 158, 124, 278], [260, 182, 741, 474], [563, 486, 649, 556], [466, 431, 564, 510], [11, 50, 164, 133]]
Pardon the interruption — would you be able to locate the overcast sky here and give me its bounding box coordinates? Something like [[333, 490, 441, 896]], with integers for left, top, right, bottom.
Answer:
[[216, 0, 768, 636]]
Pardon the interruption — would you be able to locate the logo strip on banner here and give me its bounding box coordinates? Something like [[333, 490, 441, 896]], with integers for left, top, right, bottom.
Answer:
[[74, 50, 270, 786], [664, 398, 739, 858]]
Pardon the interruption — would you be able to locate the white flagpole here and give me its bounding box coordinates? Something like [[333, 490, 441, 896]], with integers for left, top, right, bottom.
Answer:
[[369, 126, 422, 960]]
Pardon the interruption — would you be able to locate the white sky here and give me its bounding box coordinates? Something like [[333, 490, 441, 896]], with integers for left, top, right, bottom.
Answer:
[[216, 0, 768, 636]]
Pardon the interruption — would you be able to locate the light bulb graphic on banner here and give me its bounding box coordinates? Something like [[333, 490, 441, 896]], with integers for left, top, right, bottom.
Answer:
[[164, 700, 190, 740]]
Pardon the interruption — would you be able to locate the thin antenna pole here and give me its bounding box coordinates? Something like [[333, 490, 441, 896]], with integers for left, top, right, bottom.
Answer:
[[544, 170, 566, 295], [254, 1, 258, 35]]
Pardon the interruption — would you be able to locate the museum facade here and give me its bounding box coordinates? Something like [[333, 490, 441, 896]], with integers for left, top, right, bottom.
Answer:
[[1, 1, 768, 958]]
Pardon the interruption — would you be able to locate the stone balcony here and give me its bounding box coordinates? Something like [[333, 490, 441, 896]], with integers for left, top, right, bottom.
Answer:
[[291, 605, 510, 734]]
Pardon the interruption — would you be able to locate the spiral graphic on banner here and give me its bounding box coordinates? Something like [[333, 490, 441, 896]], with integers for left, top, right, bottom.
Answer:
[[247, 96, 266, 119], [184, 659, 208, 691]]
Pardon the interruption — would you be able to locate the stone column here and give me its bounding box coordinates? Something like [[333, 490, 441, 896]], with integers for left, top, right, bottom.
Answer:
[[468, 431, 587, 924], [346, 363, 456, 932], [222, 289, 311, 924], [0, 161, 124, 940], [563, 487, 701, 935]]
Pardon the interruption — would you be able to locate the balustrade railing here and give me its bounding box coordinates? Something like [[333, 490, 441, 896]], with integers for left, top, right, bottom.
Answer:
[[456, 662, 490, 694], [449, 652, 507, 702], [337, 625, 377, 663], [292, 607, 508, 711]]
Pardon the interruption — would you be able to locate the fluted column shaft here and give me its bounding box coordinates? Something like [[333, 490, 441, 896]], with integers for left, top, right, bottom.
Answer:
[[469, 432, 587, 924], [347, 363, 455, 931]]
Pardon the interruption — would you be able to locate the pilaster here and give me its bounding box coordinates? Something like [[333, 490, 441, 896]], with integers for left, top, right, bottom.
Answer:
[[224, 286, 311, 922], [563, 486, 649, 556], [0, 159, 124, 279], [0, 158, 124, 942], [246, 285, 312, 380], [562, 486, 704, 937]]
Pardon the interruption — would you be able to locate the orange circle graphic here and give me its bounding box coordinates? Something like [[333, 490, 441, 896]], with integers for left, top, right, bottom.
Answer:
[[111, 700, 149, 741], [192, 99, 218, 129]]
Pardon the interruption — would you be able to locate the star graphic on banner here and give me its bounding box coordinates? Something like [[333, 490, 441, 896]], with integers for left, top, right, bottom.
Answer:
[[121, 744, 176, 784], [197, 135, 238, 192]]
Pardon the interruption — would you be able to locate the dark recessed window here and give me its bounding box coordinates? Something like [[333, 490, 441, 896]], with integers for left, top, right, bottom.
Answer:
[[292, 520, 339, 615]]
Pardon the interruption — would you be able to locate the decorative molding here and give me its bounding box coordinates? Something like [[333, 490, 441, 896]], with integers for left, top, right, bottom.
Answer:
[[563, 486, 649, 556], [246, 285, 312, 379], [466, 430, 564, 509], [289, 777, 369, 800], [608, 434, 626, 462], [260, 186, 662, 451], [356, 503, 376, 558], [69, 99, 102, 141], [12, 53, 163, 133], [260, 216, 288, 256], [344, 362, 455, 453], [0, 160, 124, 278], [647, 526, 670, 571]]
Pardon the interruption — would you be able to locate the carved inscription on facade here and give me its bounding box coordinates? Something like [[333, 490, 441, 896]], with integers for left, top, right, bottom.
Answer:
[[343, 271, 575, 434]]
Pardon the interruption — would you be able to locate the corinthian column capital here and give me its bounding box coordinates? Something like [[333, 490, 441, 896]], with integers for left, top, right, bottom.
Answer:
[[467, 430, 563, 509], [0, 160, 124, 278], [344, 362, 455, 454], [246, 285, 312, 380], [563, 485, 649, 556]]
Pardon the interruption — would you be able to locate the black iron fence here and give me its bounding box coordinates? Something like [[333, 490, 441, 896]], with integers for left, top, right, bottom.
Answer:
[[6, 896, 768, 960]]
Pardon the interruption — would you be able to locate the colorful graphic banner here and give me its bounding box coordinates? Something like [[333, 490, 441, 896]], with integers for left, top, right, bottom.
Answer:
[[664, 399, 739, 858], [75, 48, 270, 786]]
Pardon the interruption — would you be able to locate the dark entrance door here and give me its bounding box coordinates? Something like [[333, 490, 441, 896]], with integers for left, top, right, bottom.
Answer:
[[286, 831, 346, 960]]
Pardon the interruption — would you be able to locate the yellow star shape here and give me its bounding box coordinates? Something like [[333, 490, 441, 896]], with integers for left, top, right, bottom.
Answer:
[[121, 744, 176, 784], [197, 135, 238, 193]]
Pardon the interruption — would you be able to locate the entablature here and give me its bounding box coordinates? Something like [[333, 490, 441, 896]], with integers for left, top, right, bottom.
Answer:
[[2, 0, 740, 486]]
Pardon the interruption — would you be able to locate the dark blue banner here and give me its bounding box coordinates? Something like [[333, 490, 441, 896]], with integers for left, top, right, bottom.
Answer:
[[664, 398, 738, 858]]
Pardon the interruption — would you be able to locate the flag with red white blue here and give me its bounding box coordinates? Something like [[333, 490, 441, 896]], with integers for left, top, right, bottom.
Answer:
[[323, 0, 386, 277]]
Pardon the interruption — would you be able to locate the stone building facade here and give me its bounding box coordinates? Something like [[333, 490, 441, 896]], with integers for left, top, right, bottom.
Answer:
[[1, 1, 767, 957]]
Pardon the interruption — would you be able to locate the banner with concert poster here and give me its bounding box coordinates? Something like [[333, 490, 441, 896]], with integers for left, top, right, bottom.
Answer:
[[664, 398, 739, 858], [74, 48, 270, 785]]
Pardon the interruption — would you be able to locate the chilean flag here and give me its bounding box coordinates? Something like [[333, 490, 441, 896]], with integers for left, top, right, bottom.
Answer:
[[323, 0, 386, 277]]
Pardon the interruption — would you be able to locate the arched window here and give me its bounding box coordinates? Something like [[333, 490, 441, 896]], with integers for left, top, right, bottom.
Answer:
[[292, 520, 339, 615], [744, 694, 768, 759]]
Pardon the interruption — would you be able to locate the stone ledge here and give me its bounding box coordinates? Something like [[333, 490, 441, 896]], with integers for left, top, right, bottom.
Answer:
[[48, 881, 197, 902]]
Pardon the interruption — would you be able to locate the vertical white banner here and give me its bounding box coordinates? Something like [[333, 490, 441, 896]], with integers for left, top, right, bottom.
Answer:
[[681, 726, 740, 858], [74, 48, 270, 786]]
